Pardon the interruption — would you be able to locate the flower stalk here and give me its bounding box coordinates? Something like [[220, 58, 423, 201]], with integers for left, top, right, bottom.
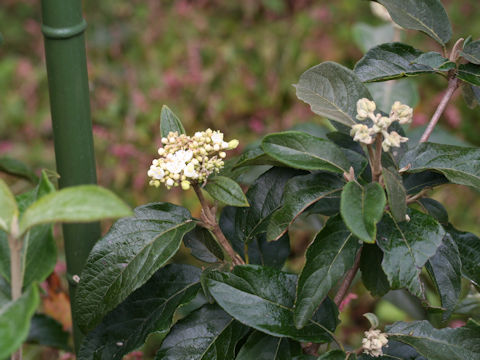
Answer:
[[193, 184, 245, 266]]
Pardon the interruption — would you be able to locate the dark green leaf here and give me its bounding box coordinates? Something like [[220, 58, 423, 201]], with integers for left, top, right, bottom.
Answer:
[[354, 43, 434, 82], [425, 235, 461, 321], [445, 224, 480, 286], [386, 320, 480, 360], [267, 173, 345, 241], [155, 304, 248, 360], [0, 157, 37, 183], [160, 105, 185, 138], [317, 350, 348, 360], [295, 216, 360, 328], [402, 171, 448, 195], [418, 198, 448, 225], [366, 79, 419, 113], [0, 178, 18, 233], [79, 264, 202, 360], [377, 210, 445, 298], [0, 286, 39, 359], [19, 185, 132, 235], [219, 168, 302, 268], [383, 167, 407, 223], [184, 227, 224, 263], [236, 331, 302, 360], [352, 23, 395, 53], [400, 142, 480, 191], [372, 0, 452, 45], [291, 123, 331, 138], [360, 244, 391, 297], [262, 131, 351, 173], [75, 203, 195, 331], [458, 63, 480, 87], [204, 176, 249, 207], [232, 146, 285, 170], [294, 62, 372, 127], [205, 265, 338, 343], [461, 40, 480, 65], [341, 182, 386, 243], [413, 52, 456, 71], [27, 314, 70, 351]]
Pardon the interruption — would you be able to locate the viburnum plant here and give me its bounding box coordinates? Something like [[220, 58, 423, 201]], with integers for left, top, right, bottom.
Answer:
[[19, 0, 479, 359]]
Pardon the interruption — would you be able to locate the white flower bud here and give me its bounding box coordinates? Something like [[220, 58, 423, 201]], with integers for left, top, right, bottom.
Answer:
[[181, 180, 191, 190], [362, 329, 388, 358], [390, 101, 413, 124], [356, 98, 376, 121], [166, 178, 174, 186], [228, 139, 239, 149]]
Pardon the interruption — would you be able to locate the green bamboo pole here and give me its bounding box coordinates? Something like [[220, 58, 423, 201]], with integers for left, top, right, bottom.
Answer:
[[41, 0, 100, 352]]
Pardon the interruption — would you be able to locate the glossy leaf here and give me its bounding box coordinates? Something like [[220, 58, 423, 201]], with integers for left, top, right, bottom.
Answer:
[[376, 210, 445, 298], [372, 0, 452, 45], [219, 168, 302, 268], [425, 235, 461, 321], [360, 244, 390, 297], [294, 61, 372, 127], [382, 167, 407, 223], [184, 227, 224, 263], [0, 286, 39, 359], [354, 43, 434, 82], [232, 146, 285, 170], [267, 172, 344, 241], [295, 216, 360, 328], [27, 314, 70, 351], [386, 320, 480, 360], [340, 181, 386, 243], [155, 304, 248, 360], [458, 63, 480, 87], [461, 40, 480, 65], [18, 185, 132, 235], [204, 176, 249, 207], [0, 178, 18, 233], [205, 265, 338, 343], [418, 198, 448, 225], [400, 142, 480, 191], [236, 331, 302, 360], [0, 156, 37, 183], [262, 131, 351, 173], [160, 105, 185, 138], [75, 203, 195, 331], [403, 171, 448, 195], [352, 23, 395, 53], [79, 264, 202, 360], [445, 224, 480, 286], [413, 52, 455, 71]]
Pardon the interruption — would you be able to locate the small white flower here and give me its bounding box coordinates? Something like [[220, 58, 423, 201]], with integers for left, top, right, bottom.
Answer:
[[148, 166, 165, 180], [166, 178, 174, 186], [184, 162, 198, 179], [174, 149, 193, 163], [165, 159, 186, 174], [211, 131, 224, 144]]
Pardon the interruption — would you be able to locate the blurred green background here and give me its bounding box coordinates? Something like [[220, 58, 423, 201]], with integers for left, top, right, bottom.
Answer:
[[1, 0, 479, 358]]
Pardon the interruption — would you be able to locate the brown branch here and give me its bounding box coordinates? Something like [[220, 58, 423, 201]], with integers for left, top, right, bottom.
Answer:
[[334, 247, 363, 307], [420, 75, 459, 143], [193, 184, 245, 266], [406, 188, 430, 204]]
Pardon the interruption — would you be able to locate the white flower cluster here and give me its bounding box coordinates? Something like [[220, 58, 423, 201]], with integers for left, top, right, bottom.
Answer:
[[362, 329, 389, 357], [148, 129, 239, 190], [351, 98, 411, 151]]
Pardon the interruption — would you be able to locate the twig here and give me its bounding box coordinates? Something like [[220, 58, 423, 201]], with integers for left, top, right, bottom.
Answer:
[[334, 247, 363, 307], [420, 75, 459, 143], [193, 184, 245, 266], [406, 188, 430, 204]]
